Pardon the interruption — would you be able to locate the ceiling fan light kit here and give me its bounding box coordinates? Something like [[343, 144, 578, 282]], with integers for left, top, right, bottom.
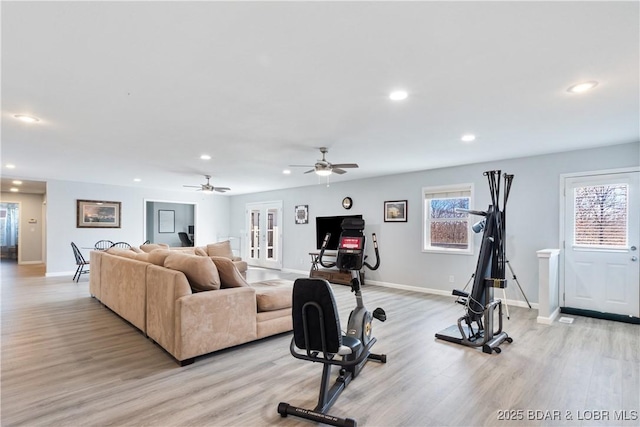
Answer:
[[289, 147, 359, 178], [183, 175, 230, 194]]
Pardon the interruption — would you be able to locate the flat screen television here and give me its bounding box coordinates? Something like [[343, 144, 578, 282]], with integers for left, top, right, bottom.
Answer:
[[315, 215, 363, 250]]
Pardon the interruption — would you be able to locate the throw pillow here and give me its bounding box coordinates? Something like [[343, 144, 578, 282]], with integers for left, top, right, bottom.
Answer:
[[195, 247, 208, 256], [140, 243, 170, 253], [106, 247, 138, 259], [207, 240, 234, 259], [210, 256, 249, 288], [164, 253, 221, 292], [147, 249, 172, 266]]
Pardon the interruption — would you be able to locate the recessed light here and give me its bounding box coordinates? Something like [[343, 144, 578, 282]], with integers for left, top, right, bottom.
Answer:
[[461, 134, 476, 142], [133, 178, 142, 182], [200, 154, 212, 160], [9, 188, 19, 192], [567, 81, 598, 93], [14, 114, 40, 123], [12, 180, 22, 185], [389, 90, 408, 101], [5, 164, 15, 169], [282, 169, 291, 175]]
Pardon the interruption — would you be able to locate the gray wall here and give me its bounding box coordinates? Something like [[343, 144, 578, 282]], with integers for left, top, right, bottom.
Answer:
[[0, 192, 45, 264], [228, 142, 640, 305], [45, 180, 230, 275]]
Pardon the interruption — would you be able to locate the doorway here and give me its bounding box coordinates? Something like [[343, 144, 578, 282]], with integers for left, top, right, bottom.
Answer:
[[562, 169, 639, 319], [144, 200, 196, 247], [246, 201, 283, 270], [0, 202, 19, 262]]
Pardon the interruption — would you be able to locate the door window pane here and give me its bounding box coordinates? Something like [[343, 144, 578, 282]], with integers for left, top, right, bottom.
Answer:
[[574, 184, 628, 247]]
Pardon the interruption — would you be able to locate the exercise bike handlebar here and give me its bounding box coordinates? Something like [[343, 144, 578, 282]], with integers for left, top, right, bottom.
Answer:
[[363, 233, 380, 271], [318, 233, 337, 268]]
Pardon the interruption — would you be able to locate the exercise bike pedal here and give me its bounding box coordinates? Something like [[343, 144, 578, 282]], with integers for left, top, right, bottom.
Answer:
[[372, 307, 386, 322]]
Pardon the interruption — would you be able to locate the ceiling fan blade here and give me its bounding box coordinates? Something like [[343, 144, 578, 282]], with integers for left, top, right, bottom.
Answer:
[[183, 185, 201, 188], [214, 187, 231, 192], [289, 164, 314, 168], [303, 169, 316, 174], [331, 163, 359, 169], [332, 168, 347, 175]]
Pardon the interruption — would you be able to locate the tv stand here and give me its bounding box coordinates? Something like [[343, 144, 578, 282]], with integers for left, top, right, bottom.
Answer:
[[308, 252, 364, 286]]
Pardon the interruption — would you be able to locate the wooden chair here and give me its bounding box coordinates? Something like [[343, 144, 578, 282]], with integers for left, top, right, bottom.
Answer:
[[94, 240, 114, 251], [71, 242, 90, 283]]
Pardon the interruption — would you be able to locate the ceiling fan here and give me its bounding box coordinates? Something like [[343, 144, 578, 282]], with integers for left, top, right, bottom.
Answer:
[[289, 147, 359, 176], [183, 175, 230, 194]]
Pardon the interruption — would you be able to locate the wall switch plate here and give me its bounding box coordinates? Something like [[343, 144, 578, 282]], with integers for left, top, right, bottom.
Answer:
[[448, 275, 455, 283]]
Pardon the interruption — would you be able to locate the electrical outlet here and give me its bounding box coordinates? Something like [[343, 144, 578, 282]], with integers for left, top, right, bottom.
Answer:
[[448, 275, 455, 283]]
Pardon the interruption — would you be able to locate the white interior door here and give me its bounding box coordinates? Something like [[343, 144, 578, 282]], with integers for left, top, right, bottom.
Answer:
[[563, 171, 639, 317], [246, 201, 283, 270]]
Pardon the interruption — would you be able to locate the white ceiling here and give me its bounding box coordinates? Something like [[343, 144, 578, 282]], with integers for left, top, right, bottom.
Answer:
[[2, 1, 638, 196]]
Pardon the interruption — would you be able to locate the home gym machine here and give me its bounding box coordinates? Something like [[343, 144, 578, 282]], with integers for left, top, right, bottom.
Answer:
[[278, 218, 386, 427], [435, 170, 514, 354]]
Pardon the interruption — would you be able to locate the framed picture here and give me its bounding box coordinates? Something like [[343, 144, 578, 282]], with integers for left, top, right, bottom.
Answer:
[[77, 200, 121, 228], [158, 210, 175, 233], [384, 200, 408, 222], [295, 205, 309, 224]]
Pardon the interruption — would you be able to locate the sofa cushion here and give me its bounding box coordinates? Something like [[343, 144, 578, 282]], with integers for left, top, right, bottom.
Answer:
[[140, 243, 170, 253], [147, 249, 172, 266], [106, 247, 138, 259], [207, 240, 234, 259], [210, 256, 250, 288], [195, 247, 208, 256], [251, 280, 293, 312], [164, 253, 221, 292]]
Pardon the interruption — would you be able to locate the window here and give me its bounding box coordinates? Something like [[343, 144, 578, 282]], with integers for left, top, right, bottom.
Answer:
[[574, 184, 628, 248], [423, 184, 473, 254]]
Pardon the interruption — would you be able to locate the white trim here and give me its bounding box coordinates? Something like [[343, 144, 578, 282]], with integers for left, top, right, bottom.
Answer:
[[281, 268, 308, 276], [46, 271, 75, 277], [537, 307, 561, 325], [18, 260, 44, 265], [368, 279, 538, 309]]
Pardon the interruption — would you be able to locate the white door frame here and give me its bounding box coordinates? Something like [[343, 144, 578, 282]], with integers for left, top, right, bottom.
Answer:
[[559, 166, 640, 310]]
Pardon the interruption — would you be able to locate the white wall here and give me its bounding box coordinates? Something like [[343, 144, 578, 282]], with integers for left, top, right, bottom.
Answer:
[[228, 142, 640, 305], [0, 192, 45, 264], [45, 180, 230, 275]]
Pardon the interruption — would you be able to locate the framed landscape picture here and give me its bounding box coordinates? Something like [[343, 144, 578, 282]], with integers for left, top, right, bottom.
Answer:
[[384, 200, 407, 222], [77, 200, 121, 228]]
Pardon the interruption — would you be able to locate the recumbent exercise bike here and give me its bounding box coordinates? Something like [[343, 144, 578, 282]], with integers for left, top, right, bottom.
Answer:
[[278, 217, 386, 427]]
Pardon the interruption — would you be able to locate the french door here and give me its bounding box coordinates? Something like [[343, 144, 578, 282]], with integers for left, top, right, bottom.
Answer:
[[246, 201, 283, 270], [563, 170, 639, 317]]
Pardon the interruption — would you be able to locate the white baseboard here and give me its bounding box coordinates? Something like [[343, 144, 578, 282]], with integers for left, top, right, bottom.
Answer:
[[281, 268, 309, 276], [365, 279, 455, 297], [276, 268, 540, 309], [45, 271, 75, 277], [537, 307, 560, 324], [18, 261, 44, 265]]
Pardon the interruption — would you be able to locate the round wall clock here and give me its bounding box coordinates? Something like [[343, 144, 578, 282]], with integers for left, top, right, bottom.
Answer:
[[342, 197, 353, 210]]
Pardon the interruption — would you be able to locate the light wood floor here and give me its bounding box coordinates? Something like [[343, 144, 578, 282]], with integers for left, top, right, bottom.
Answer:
[[1, 261, 638, 426]]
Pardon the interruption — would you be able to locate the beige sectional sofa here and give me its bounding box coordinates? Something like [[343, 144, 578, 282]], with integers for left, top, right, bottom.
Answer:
[[89, 245, 293, 365]]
